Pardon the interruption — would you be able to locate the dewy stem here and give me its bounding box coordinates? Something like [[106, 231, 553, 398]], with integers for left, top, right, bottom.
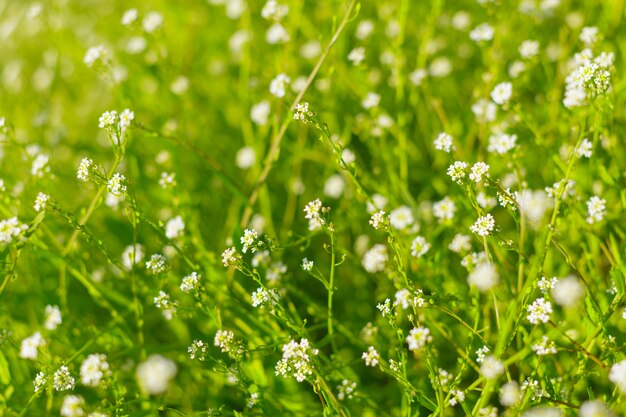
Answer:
[[239, 0, 358, 228], [328, 229, 337, 353]]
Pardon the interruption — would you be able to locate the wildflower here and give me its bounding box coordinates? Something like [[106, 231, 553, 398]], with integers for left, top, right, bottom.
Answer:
[[469, 23, 494, 42], [247, 392, 260, 408], [433, 197, 456, 221], [376, 298, 394, 319], [467, 262, 499, 292], [499, 381, 521, 407], [580, 26, 598, 46], [348, 47, 366, 65], [526, 298, 552, 324], [250, 101, 271, 126], [20, 332, 45, 360], [476, 346, 490, 363], [304, 199, 327, 231], [53, 366, 75, 391], [488, 133, 517, 154], [83, 45, 109, 67], [472, 99, 497, 123], [369, 210, 387, 230], [266, 261, 287, 282], [136, 354, 177, 395], [159, 172, 176, 188], [406, 326, 432, 351], [470, 213, 495, 236], [480, 355, 504, 380], [538, 276, 558, 294], [236, 146, 256, 169], [180, 272, 200, 292], [410, 236, 430, 258], [577, 138, 592, 158], [324, 175, 345, 199], [301, 258, 313, 271], [362, 92, 381, 109], [31, 154, 49, 177], [551, 276, 585, 307], [337, 380, 357, 400], [449, 233, 471, 253], [44, 305, 62, 330], [80, 354, 110, 387], [77, 158, 93, 181], [519, 40, 540, 59], [447, 161, 469, 184], [518, 190, 553, 225], [98, 111, 117, 129], [409, 68, 428, 86], [362, 244, 388, 273], [142, 11, 163, 33], [214, 330, 236, 353], [448, 389, 465, 406], [433, 132, 454, 153], [119, 109, 134, 129], [165, 216, 185, 239], [60, 395, 84, 417], [275, 339, 318, 382], [154, 291, 177, 320], [545, 179, 576, 200], [293, 102, 314, 121], [469, 162, 490, 183], [121, 244, 144, 270], [261, 0, 288, 21], [107, 173, 127, 195], [389, 206, 414, 230], [188, 340, 208, 360], [579, 400, 616, 417], [251, 287, 276, 308], [221, 247, 240, 267], [497, 188, 519, 209], [146, 254, 168, 274], [269, 73, 290, 98], [366, 194, 388, 214], [532, 336, 557, 356], [586, 195, 606, 224], [121, 8, 138, 25], [362, 346, 380, 367], [33, 371, 47, 393], [491, 82, 513, 105], [266, 23, 290, 43], [34, 192, 49, 212]]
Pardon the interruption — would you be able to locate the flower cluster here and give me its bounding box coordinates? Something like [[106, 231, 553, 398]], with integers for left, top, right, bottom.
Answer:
[[275, 339, 319, 382]]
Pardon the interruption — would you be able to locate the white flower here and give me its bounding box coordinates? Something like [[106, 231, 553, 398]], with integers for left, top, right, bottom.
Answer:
[[410, 236, 430, 258], [487, 133, 517, 154], [409, 68, 428, 86], [586, 195, 606, 224], [472, 99, 497, 123], [80, 354, 110, 387], [119, 109, 134, 129], [221, 247, 239, 267], [20, 332, 45, 360], [480, 355, 504, 380], [154, 291, 177, 320], [180, 272, 200, 292], [470, 23, 494, 42], [165, 216, 185, 239], [77, 158, 93, 181], [538, 276, 558, 294], [362, 346, 379, 367], [449, 233, 471, 253], [324, 174, 345, 199], [499, 381, 521, 407], [304, 199, 327, 231], [433, 132, 454, 153], [551, 276, 585, 307], [579, 400, 616, 417], [337, 379, 357, 401], [159, 172, 176, 189], [469, 162, 490, 182], [526, 298, 552, 324], [470, 213, 495, 236], [532, 336, 557, 356], [389, 206, 414, 230], [236, 146, 256, 169], [468, 262, 499, 292], [491, 82, 512, 105], [31, 154, 49, 177], [122, 244, 144, 270], [362, 244, 388, 273], [301, 258, 314, 271], [121, 8, 138, 26], [146, 253, 168, 274], [251, 101, 271, 125], [269, 73, 290, 98], [214, 330, 236, 353], [53, 366, 75, 391], [107, 173, 127, 195], [369, 210, 386, 230], [84, 45, 108, 67], [406, 326, 432, 351], [275, 339, 318, 382], [580, 26, 598, 46], [519, 40, 539, 59], [266, 23, 290, 44], [136, 354, 177, 395], [447, 161, 469, 184], [60, 395, 84, 417], [261, 0, 288, 21], [33, 192, 49, 212], [348, 47, 366, 65], [361, 92, 381, 109], [44, 305, 62, 330], [433, 197, 456, 221], [142, 11, 163, 33], [577, 138, 593, 158], [98, 111, 117, 129], [33, 371, 47, 393]]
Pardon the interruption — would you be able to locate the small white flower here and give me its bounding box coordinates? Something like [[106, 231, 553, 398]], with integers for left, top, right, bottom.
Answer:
[[469, 162, 490, 183], [107, 173, 127, 195], [60, 395, 84, 417], [142, 11, 163, 33], [491, 82, 513, 105], [165, 216, 185, 239], [480, 355, 504, 380], [34, 192, 49, 212], [361, 92, 381, 109], [468, 262, 499, 292], [269, 73, 290, 98], [551, 276, 585, 307], [610, 360, 626, 394], [406, 326, 432, 351], [433, 132, 454, 153], [447, 161, 469, 184], [44, 305, 62, 330], [136, 354, 177, 395], [53, 366, 75, 391], [526, 298, 552, 324], [470, 213, 495, 236], [121, 8, 138, 26], [433, 197, 456, 221], [362, 346, 380, 367], [80, 354, 110, 387], [77, 158, 93, 181], [180, 272, 200, 292], [389, 206, 414, 230], [20, 332, 45, 360], [301, 258, 314, 271], [362, 244, 388, 273], [410, 236, 430, 258], [586, 195, 606, 224], [470, 23, 494, 42], [576, 138, 593, 158]]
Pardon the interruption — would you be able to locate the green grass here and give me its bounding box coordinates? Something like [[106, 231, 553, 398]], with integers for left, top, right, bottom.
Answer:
[[2, 0, 626, 416]]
